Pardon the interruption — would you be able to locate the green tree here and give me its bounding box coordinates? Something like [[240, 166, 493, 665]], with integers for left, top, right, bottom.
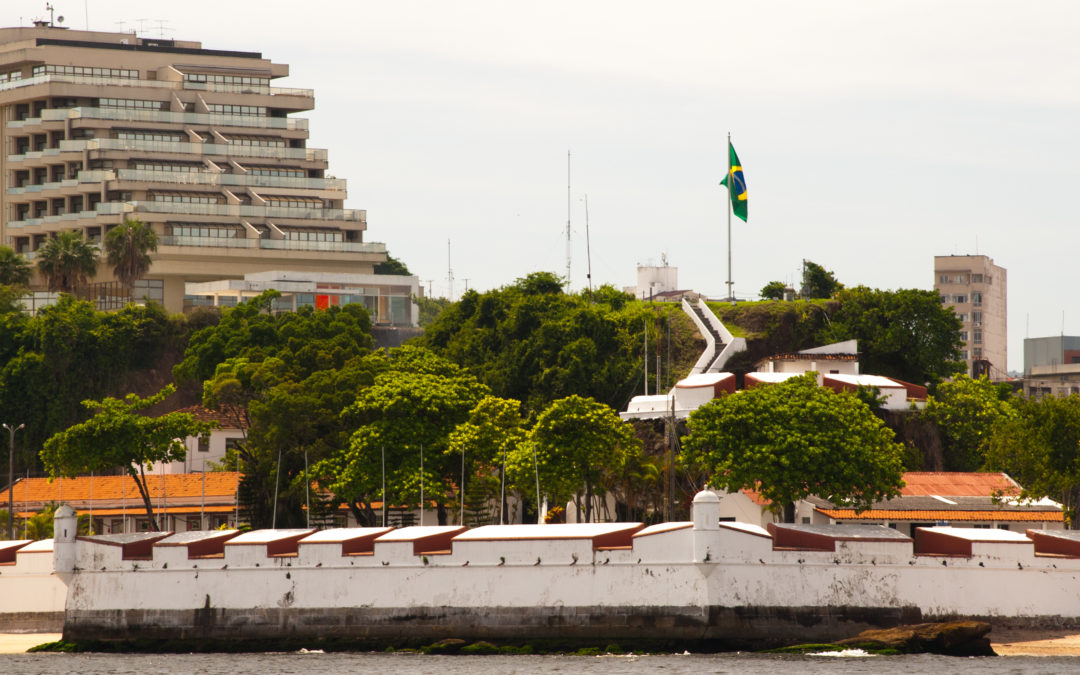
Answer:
[[985, 394, 1080, 527], [35, 231, 98, 293], [515, 395, 641, 522], [373, 253, 411, 276], [416, 272, 699, 415], [316, 348, 490, 526], [448, 396, 528, 524], [414, 295, 451, 327], [0, 246, 32, 287], [819, 286, 965, 387], [683, 374, 906, 521], [801, 260, 842, 299], [104, 216, 158, 296], [40, 385, 215, 531], [760, 280, 787, 301], [922, 374, 1015, 471]]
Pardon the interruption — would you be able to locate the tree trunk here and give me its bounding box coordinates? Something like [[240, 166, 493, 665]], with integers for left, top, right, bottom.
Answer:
[[585, 478, 593, 523], [133, 465, 158, 531], [436, 502, 447, 526]]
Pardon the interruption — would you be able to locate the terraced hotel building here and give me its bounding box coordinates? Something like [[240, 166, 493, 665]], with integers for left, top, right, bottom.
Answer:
[[0, 23, 389, 313]]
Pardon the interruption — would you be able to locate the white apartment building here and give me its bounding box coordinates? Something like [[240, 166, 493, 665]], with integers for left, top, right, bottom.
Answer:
[[933, 255, 1007, 380], [1, 23, 386, 313]]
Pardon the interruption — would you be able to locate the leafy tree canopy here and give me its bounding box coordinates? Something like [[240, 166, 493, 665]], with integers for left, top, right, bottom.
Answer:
[[0, 246, 32, 287], [374, 253, 411, 276], [36, 230, 98, 293], [922, 374, 1015, 471], [315, 347, 491, 525], [41, 385, 214, 531], [175, 290, 374, 385], [683, 374, 906, 518], [985, 394, 1080, 528], [415, 272, 700, 416], [511, 394, 641, 522], [104, 216, 158, 293], [760, 280, 787, 300], [818, 286, 965, 388], [801, 260, 843, 299]]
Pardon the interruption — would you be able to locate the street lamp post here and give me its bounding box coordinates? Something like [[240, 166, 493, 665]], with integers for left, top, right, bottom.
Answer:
[[3, 423, 24, 541]]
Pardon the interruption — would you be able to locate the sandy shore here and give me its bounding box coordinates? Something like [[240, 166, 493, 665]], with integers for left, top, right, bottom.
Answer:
[[0, 633, 61, 654], [991, 628, 1080, 656]]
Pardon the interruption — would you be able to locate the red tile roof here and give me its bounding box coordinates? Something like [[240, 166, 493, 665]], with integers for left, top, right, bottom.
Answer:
[[817, 509, 1063, 522], [900, 472, 1020, 497], [10, 472, 240, 504], [167, 406, 246, 429]]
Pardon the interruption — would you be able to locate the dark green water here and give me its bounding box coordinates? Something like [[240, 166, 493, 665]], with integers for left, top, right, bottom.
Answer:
[[0, 651, 1075, 674]]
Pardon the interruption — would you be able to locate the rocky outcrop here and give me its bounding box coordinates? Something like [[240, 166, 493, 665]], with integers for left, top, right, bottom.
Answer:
[[835, 620, 994, 656]]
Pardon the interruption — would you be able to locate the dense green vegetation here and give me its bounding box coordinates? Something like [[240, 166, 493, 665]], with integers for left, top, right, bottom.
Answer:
[[4, 260, 1080, 532]]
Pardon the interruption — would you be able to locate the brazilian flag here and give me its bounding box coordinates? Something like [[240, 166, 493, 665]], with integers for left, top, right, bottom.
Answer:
[[719, 142, 747, 222]]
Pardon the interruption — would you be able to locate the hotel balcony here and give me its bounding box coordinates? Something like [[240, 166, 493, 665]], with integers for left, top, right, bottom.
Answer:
[[8, 107, 309, 131]]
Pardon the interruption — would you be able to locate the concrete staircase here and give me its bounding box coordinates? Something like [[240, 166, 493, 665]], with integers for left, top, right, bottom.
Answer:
[[682, 298, 747, 374]]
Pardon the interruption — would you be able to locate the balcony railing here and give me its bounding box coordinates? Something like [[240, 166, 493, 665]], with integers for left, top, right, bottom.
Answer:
[[7, 171, 115, 195], [113, 169, 346, 191], [128, 200, 364, 221], [0, 74, 312, 98], [9, 107, 308, 131], [6, 200, 366, 229], [7, 139, 328, 163], [158, 235, 384, 254]]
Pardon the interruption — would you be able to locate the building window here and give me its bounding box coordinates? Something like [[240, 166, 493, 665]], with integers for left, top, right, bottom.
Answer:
[[956, 313, 968, 323], [281, 228, 342, 241], [264, 196, 324, 210], [247, 166, 304, 178], [959, 331, 968, 341], [0, 70, 23, 83], [226, 135, 286, 148], [184, 72, 269, 87], [133, 161, 203, 173], [974, 348, 982, 358], [953, 295, 967, 304], [972, 292, 982, 306], [152, 192, 224, 204], [99, 97, 168, 111], [35, 64, 138, 79], [207, 103, 267, 116], [117, 129, 186, 143], [132, 279, 164, 303], [198, 436, 210, 453], [972, 311, 982, 326], [974, 330, 982, 344], [168, 223, 242, 238], [972, 273, 984, 283]]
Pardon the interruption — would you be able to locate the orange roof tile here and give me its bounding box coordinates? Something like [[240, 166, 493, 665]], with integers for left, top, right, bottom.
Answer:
[[900, 472, 1020, 497], [15, 505, 236, 518], [166, 405, 246, 429], [817, 509, 1063, 522], [10, 472, 240, 504]]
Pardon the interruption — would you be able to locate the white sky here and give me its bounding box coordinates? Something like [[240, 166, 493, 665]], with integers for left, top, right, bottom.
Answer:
[[8, 1, 1080, 372]]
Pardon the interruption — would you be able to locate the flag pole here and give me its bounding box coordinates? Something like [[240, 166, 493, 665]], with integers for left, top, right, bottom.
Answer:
[[726, 132, 733, 302]]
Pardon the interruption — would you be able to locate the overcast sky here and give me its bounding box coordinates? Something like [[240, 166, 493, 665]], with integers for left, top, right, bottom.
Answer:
[[8, 1, 1079, 371]]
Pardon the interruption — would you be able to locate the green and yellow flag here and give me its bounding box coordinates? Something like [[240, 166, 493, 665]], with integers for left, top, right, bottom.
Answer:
[[719, 142, 747, 222]]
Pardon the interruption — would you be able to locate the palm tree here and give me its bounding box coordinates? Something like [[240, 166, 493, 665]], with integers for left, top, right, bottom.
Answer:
[[36, 230, 99, 293], [0, 246, 32, 287], [104, 217, 158, 296]]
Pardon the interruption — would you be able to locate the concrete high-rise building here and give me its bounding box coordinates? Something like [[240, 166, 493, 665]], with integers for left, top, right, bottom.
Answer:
[[933, 255, 1007, 380], [0, 23, 386, 313]]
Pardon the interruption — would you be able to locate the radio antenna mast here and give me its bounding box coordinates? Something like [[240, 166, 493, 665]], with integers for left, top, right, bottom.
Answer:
[[566, 150, 572, 290]]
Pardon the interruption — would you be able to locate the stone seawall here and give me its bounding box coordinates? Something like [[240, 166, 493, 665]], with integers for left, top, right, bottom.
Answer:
[[63, 604, 919, 650], [0, 611, 64, 633]]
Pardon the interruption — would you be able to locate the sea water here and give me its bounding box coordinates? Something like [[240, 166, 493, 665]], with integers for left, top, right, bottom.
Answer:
[[0, 651, 1076, 674]]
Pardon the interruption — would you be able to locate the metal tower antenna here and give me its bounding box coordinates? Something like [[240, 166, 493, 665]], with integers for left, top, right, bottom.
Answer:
[[566, 150, 571, 289], [584, 193, 593, 300], [447, 239, 454, 301]]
